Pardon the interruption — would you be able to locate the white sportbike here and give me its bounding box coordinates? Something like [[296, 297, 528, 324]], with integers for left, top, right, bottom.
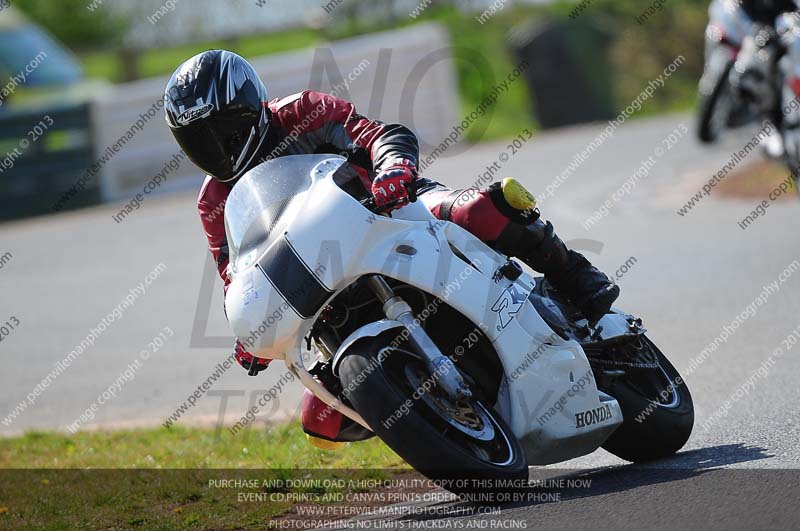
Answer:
[[224, 155, 694, 493]]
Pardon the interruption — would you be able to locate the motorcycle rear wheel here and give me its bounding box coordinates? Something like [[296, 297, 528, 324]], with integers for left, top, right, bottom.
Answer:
[[338, 333, 528, 500], [598, 335, 694, 462]]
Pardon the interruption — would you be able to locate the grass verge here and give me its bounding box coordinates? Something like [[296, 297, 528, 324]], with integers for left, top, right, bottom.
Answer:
[[715, 159, 798, 199], [0, 424, 407, 530]]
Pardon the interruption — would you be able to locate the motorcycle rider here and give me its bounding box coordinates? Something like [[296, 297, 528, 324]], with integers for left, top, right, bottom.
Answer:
[[710, 0, 800, 159], [165, 50, 620, 442]]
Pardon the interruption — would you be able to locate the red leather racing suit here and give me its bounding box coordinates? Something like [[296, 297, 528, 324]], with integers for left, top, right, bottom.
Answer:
[[198, 90, 420, 291]]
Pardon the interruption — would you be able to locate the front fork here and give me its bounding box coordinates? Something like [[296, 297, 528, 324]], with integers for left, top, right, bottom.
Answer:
[[701, 39, 736, 94], [365, 275, 473, 401]]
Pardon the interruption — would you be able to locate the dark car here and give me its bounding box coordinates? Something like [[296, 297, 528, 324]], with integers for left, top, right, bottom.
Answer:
[[0, 7, 103, 111]]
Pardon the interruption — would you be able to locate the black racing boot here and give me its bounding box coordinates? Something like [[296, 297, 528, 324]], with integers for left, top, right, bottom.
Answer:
[[495, 218, 619, 324]]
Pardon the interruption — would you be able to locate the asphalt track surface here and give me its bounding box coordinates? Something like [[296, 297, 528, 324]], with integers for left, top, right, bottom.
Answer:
[[2, 113, 800, 529]]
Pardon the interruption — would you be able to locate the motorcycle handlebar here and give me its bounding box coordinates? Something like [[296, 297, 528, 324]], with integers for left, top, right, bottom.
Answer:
[[361, 179, 425, 214]]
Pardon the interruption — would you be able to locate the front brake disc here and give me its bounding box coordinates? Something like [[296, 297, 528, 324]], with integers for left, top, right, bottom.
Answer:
[[403, 363, 495, 441]]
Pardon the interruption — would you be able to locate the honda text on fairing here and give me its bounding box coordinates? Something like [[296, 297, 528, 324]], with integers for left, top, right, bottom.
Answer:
[[222, 154, 695, 495]]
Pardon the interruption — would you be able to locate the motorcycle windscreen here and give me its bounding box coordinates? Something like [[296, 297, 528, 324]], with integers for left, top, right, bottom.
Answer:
[[224, 155, 345, 274]]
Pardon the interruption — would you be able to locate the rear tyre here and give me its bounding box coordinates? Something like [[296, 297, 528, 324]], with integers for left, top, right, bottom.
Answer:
[[599, 336, 694, 462], [338, 333, 527, 500]]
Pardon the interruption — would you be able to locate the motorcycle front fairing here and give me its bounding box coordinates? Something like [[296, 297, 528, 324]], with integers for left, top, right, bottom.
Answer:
[[224, 154, 623, 465], [223, 155, 330, 360]]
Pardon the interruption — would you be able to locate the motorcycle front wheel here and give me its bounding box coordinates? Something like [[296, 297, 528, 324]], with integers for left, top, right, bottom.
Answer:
[[697, 59, 735, 143], [338, 333, 528, 498]]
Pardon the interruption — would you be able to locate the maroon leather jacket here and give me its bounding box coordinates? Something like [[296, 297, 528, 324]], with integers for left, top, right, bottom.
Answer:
[[197, 90, 419, 291]]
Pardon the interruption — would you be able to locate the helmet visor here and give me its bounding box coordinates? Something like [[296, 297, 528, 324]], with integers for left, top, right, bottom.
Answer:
[[171, 118, 236, 181], [171, 106, 268, 183]]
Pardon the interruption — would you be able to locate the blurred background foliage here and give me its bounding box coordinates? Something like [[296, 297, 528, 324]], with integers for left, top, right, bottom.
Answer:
[[12, 0, 708, 141], [565, 0, 708, 115], [13, 0, 128, 49]]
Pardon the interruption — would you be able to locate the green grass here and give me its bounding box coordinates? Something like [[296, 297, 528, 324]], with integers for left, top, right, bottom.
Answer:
[[80, 29, 322, 83], [429, 8, 537, 142], [327, 6, 539, 142], [0, 424, 406, 530], [0, 423, 402, 469]]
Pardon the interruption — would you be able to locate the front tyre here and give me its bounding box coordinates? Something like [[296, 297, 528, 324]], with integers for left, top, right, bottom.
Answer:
[[697, 59, 735, 143], [598, 336, 694, 462], [338, 334, 527, 496]]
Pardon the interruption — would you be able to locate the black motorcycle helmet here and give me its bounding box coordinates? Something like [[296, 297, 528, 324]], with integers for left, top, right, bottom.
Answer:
[[165, 50, 270, 182]]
